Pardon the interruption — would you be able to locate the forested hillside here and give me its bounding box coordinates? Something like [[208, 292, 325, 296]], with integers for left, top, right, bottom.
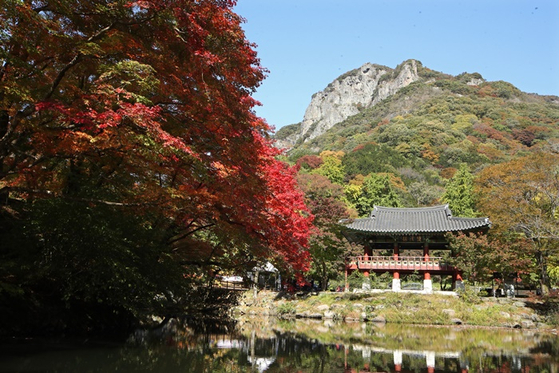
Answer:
[[278, 61, 559, 293], [277, 60, 559, 208]]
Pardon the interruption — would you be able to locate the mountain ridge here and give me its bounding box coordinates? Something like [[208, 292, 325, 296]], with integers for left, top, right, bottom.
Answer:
[[274, 59, 427, 149], [274, 60, 559, 159]]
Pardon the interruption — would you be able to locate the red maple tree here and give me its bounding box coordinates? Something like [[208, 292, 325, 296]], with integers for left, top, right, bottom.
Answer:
[[0, 0, 312, 318]]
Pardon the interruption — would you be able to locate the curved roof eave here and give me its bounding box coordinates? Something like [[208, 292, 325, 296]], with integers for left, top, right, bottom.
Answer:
[[340, 205, 491, 234]]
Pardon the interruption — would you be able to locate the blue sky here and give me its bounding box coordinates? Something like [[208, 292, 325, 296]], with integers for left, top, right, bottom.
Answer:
[[234, 0, 559, 131]]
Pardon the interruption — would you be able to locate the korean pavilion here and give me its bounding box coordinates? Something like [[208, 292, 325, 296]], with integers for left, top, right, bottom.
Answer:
[[341, 205, 491, 292]]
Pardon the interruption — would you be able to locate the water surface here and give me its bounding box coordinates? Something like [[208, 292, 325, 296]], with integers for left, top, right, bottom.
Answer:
[[1, 318, 557, 372]]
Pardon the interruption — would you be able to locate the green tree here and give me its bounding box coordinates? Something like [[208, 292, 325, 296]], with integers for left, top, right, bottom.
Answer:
[[297, 173, 356, 290], [342, 143, 410, 178], [447, 232, 533, 285], [408, 181, 444, 206], [312, 151, 345, 184], [377, 122, 414, 147], [441, 163, 478, 217], [349, 173, 402, 217]]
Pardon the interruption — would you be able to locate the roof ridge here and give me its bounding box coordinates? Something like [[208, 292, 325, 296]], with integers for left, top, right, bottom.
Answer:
[[372, 205, 450, 217], [374, 205, 448, 211], [449, 215, 487, 219], [349, 205, 491, 233]]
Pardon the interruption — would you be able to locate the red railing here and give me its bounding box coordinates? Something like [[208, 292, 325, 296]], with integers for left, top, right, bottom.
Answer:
[[347, 256, 453, 272]]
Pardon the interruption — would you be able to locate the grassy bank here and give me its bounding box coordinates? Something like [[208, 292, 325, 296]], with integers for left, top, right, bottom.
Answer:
[[232, 290, 559, 330]]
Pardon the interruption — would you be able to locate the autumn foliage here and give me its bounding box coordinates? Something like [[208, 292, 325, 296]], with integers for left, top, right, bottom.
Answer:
[[447, 232, 534, 285], [476, 152, 559, 292], [0, 0, 311, 334]]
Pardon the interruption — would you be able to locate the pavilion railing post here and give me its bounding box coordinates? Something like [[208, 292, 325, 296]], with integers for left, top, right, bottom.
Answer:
[[345, 258, 349, 292], [424, 241, 433, 293]]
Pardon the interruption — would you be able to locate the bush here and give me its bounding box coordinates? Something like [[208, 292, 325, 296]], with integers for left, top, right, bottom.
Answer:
[[276, 302, 296, 316], [345, 271, 392, 291], [347, 271, 367, 291], [457, 284, 482, 304]]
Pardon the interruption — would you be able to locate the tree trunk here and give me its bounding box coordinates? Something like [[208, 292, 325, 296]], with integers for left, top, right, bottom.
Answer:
[[537, 249, 549, 295]]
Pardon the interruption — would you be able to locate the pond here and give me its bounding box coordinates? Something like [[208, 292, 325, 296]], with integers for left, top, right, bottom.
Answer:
[[1, 317, 558, 372]]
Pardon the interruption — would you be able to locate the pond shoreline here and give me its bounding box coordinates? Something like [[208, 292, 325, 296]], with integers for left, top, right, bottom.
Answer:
[[231, 289, 559, 333]]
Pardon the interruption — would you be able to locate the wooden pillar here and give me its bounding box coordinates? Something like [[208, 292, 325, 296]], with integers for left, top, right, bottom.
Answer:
[[424, 271, 433, 293], [394, 350, 402, 372], [426, 351, 435, 373], [392, 271, 401, 291], [344, 261, 349, 292], [392, 240, 401, 291], [453, 271, 464, 292], [423, 241, 432, 293]]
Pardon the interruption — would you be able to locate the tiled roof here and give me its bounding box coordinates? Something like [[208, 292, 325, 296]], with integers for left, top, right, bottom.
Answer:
[[341, 205, 491, 234]]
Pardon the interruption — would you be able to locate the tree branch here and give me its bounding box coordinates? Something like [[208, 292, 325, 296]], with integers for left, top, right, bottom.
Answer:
[[0, 186, 157, 207], [169, 223, 216, 245], [44, 54, 82, 100], [45, 22, 117, 100]]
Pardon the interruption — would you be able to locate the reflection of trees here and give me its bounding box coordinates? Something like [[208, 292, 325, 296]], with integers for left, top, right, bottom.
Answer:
[[530, 338, 559, 357], [2, 321, 558, 372]]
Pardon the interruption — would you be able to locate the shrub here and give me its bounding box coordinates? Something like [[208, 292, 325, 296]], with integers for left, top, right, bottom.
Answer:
[[457, 284, 482, 304], [347, 271, 366, 291], [276, 302, 296, 316]]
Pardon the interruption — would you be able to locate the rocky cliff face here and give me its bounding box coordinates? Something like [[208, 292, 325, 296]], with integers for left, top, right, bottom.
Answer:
[[276, 60, 420, 149]]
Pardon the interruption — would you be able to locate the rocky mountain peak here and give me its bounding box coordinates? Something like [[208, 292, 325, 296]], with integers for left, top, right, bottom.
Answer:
[[275, 60, 420, 149]]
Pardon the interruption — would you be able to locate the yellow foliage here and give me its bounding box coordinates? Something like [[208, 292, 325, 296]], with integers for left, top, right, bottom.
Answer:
[[452, 114, 477, 131], [378, 172, 406, 191], [344, 183, 362, 201], [319, 150, 345, 160], [477, 143, 504, 161], [476, 152, 559, 237], [395, 142, 411, 155], [421, 143, 440, 163]]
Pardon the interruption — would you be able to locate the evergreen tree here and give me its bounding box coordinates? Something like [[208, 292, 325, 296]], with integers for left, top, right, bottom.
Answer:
[[441, 164, 477, 217]]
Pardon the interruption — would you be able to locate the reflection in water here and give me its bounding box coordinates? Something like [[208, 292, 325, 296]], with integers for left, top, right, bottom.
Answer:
[[0, 319, 557, 373]]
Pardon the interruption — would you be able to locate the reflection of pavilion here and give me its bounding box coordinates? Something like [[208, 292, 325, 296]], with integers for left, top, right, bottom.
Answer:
[[347, 344, 540, 373], [350, 346, 468, 373], [215, 336, 470, 373], [212, 327, 547, 373], [247, 330, 279, 372], [215, 332, 279, 372], [341, 205, 491, 292]]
